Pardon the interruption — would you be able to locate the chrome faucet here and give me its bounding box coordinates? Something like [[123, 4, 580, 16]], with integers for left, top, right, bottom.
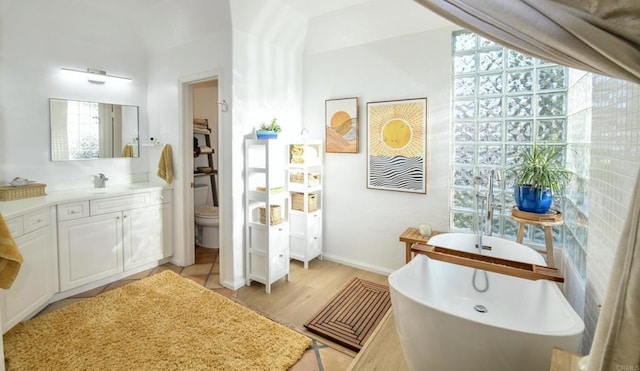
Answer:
[[95, 173, 109, 188], [474, 175, 486, 253], [474, 169, 503, 253], [484, 169, 503, 236]]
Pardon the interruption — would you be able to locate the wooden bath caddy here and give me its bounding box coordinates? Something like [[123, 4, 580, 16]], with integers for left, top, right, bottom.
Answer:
[[411, 244, 564, 283]]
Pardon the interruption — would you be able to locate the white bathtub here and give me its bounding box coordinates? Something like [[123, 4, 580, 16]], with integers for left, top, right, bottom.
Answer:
[[389, 233, 584, 371]]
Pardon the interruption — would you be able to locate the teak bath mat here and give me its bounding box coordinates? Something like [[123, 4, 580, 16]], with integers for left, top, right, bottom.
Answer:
[[3, 271, 311, 370], [304, 277, 391, 351]]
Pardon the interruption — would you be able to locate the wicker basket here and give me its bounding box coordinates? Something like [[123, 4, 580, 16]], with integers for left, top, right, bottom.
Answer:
[[289, 172, 320, 186], [289, 172, 304, 183], [292, 193, 318, 212], [259, 205, 282, 225], [0, 183, 46, 201]]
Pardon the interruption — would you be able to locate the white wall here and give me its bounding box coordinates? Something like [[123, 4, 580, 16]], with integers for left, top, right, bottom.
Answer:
[[146, 26, 232, 270], [228, 0, 308, 288], [0, 0, 148, 190], [303, 27, 455, 273]]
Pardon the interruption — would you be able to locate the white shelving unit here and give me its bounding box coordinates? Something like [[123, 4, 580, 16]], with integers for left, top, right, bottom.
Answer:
[[287, 138, 323, 269], [244, 139, 290, 293]]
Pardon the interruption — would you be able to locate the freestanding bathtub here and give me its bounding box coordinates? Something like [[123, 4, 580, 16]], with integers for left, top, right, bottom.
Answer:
[[389, 233, 584, 371]]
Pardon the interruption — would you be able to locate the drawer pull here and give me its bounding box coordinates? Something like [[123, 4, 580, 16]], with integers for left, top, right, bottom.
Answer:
[[69, 210, 76, 214], [279, 254, 283, 258]]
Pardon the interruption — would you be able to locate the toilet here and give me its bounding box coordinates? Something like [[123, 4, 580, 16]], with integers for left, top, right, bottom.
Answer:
[[194, 184, 219, 248]]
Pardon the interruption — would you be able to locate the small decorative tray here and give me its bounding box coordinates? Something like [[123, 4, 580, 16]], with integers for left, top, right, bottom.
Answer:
[[511, 206, 562, 222]]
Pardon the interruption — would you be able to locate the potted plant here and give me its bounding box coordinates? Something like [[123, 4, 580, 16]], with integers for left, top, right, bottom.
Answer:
[[256, 118, 281, 139], [512, 142, 572, 214]]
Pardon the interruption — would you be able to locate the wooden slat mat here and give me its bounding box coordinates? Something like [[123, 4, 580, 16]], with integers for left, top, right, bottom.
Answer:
[[304, 277, 391, 351]]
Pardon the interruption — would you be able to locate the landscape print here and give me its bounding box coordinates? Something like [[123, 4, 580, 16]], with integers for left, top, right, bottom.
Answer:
[[325, 97, 358, 153], [367, 98, 427, 193]]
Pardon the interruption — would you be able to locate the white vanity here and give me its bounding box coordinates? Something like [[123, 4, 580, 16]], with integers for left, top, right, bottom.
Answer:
[[0, 184, 173, 333]]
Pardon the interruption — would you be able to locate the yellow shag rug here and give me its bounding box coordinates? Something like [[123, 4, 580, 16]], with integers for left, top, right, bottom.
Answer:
[[3, 270, 312, 370]]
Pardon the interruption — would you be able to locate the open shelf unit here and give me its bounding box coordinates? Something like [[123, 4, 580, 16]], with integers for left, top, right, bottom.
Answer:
[[287, 138, 323, 269], [244, 138, 290, 293]]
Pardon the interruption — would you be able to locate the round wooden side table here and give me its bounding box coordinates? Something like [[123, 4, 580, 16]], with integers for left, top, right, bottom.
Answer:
[[511, 208, 563, 268]]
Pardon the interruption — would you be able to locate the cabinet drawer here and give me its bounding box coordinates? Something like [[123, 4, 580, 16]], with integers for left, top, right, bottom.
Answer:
[[57, 201, 90, 221], [149, 189, 172, 205], [90, 194, 149, 215], [23, 209, 50, 233], [4, 216, 24, 238]]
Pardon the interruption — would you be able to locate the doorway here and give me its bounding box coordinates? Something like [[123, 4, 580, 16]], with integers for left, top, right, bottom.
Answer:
[[192, 80, 219, 250], [176, 70, 223, 272]]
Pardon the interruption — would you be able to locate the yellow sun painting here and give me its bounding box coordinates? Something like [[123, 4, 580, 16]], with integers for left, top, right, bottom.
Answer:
[[368, 100, 425, 158]]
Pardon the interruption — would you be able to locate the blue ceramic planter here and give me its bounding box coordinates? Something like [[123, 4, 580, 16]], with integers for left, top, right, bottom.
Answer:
[[256, 130, 278, 139], [514, 185, 553, 214]]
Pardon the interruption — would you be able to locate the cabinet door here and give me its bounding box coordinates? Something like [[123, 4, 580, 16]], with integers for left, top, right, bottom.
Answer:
[[58, 212, 123, 291], [1, 226, 57, 332], [270, 225, 289, 278], [122, 205, 165, 270]]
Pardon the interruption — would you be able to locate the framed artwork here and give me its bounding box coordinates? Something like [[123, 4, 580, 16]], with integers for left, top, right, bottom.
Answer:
[[325, 97, 358, 153], [366, 98, 427, 194]]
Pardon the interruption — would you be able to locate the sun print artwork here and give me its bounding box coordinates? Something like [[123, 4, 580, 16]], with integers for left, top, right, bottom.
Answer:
[[367, 98, 427, 193], [325, 97, 358, 153]]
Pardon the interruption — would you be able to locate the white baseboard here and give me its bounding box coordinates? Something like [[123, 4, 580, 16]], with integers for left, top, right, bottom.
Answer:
[[322, 253, 394, 276], [222, 278, 246, 291]]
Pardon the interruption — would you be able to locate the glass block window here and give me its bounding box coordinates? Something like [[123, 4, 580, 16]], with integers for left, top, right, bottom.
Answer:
[[451, 30, 569, 242]]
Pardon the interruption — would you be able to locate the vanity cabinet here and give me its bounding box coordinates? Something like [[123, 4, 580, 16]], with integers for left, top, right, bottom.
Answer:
[[1, 207, 58, 332], [57, 189, 173, 291]]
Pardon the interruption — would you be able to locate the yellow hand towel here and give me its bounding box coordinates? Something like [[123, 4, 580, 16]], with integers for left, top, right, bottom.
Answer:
[[121, 144, 134, 157], [157, 144, 174, 185], [0, 213, 23, 290]]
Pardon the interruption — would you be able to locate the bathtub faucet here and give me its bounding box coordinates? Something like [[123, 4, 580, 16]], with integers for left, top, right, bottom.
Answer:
[[474, 169, 503, 252], [484, 169, 503, 237]]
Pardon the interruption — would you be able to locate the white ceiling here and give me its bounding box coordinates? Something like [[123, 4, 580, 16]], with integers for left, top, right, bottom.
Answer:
[[2, 0, 452, 54], [278, 0, 373, 17]]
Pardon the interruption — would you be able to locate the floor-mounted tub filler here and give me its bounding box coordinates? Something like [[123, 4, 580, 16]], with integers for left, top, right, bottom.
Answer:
[[389, 233, 584, 371]]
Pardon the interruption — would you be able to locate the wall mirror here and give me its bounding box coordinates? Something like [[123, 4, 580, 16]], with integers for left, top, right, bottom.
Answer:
[[50, 98, 139, 161]]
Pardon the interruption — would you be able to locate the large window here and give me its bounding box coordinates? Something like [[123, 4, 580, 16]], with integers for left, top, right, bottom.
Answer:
[[450, 30, 569, 244]]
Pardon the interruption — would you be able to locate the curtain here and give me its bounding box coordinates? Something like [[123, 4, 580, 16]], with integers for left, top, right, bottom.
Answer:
[[413, 0, 640, 84]]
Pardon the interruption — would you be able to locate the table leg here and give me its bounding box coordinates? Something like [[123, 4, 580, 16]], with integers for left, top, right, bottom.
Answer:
[[405, 243, 411, 263], [516, 223, 525, 243], [544, 226, 555, 268]]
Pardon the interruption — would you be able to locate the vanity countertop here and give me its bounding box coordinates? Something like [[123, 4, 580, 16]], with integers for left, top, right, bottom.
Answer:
[[0, 182, 173, 219]]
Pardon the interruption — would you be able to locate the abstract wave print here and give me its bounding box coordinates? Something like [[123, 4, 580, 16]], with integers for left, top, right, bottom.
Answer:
[[369, 155, 424, 192]]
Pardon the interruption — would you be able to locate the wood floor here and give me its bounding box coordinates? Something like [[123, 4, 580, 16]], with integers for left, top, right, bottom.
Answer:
[[235, 257, 409, 370]]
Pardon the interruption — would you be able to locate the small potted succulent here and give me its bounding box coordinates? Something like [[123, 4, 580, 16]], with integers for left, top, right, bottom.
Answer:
[[512, 142, 572, 214], [256, 118, 281, 139]]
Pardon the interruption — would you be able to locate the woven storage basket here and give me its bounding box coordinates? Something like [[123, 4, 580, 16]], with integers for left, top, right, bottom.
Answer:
[[259, 205, 282, 225], [0, 183, 46, 201], [289, 172, 304, 183], [292, 193, 317, 212]]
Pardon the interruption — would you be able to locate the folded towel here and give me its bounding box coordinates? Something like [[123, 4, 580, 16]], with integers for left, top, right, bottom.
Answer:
[[0, 213, 23, 290], [121, 144, 134, 157], [193, 118, 208, 126], [199, 146, 213, 154], [157, 144, 174, 185]]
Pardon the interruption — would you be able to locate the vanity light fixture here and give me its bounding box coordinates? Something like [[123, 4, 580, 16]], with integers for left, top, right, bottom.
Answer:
[[61, 67, 132, 84]]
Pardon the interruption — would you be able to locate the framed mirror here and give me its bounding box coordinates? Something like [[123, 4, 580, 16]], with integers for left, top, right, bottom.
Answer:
[[50, 98, 139, 161]]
